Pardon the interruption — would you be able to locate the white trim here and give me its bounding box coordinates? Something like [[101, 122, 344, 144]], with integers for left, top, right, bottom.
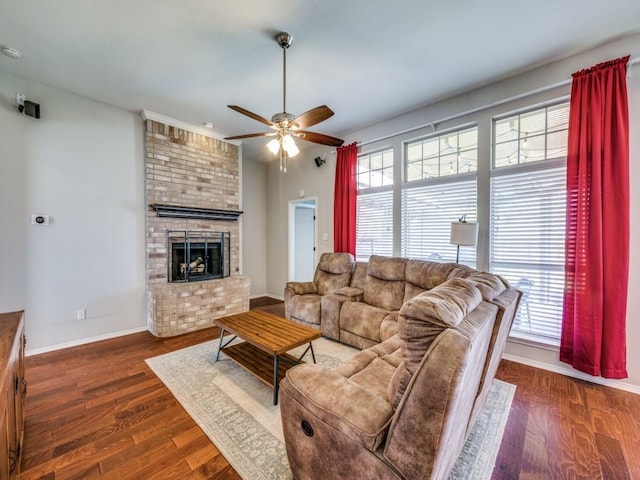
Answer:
[[238, 143, 243, 275], [502, 353, 640, 395], [507, 333, 559, 351], [140, 110, 241, 145], [288, 197, 318, 282], [249, 293, 273, 299], [25, 326, 149, 356], [265, 294, 285, 301]]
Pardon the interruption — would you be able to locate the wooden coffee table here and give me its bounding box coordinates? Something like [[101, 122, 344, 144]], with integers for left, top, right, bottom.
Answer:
[[212, 310, 322, 405]]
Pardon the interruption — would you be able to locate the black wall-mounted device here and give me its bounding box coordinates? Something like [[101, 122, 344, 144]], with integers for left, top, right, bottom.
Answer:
[[314, 156, 325, 167], [23, 100, 41, 119]]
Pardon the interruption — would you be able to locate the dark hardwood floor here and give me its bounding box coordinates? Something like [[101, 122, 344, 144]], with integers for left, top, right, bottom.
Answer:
[[20, 298, 640, 479]]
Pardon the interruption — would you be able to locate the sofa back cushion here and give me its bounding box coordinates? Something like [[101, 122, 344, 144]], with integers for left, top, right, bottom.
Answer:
[[314, 252, 354, 295], [449, 266, 508, 301], [350, 262, 368, 290], [363, 256, 407, 311], [403, 260, 459, 303], [389, 277, 484, 407]]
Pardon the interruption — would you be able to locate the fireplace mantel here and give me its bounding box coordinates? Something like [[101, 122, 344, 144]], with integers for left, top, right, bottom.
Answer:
[[150, 204, 243, 221]]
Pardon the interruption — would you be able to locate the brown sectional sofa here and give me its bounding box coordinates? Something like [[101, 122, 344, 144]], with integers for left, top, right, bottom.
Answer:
[[281, 253, 521, 479]]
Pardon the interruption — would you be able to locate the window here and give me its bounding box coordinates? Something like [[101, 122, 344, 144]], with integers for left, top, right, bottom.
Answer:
[[402, 127, 478, 265], [490, 103, 569, 341], [494, 103, 568, 167], [357, 149, 393, 188], [406, 126, 478, 181], [356, 149, 393, 261]]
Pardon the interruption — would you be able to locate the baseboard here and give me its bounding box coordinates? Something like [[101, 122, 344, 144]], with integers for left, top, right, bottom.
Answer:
[[250, 293, 284, 301], [502, 353, 640, 395], [25, 326, 149, 356]]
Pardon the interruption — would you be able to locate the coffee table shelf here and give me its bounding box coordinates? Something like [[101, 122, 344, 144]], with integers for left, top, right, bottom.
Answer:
[[222, 342, 300, 387], [213, 310, 321, 404]]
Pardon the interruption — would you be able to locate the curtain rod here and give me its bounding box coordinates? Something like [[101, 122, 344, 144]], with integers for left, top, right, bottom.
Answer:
[[351, 56, 640, 149]]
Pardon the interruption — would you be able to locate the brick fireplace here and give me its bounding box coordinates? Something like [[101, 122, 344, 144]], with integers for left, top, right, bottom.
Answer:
[[144, 116, 249, 337]]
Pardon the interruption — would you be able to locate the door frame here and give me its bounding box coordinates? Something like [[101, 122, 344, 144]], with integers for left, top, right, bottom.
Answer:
[[288, 197, 318, 281]]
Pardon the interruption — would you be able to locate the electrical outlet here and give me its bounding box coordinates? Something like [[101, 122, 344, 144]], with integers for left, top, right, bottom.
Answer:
[[16, 92, 25, 107], [77, 309, 86, 321]]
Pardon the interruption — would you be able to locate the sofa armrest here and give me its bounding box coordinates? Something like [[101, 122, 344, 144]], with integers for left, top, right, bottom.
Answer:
[[285, 281, 318, 297], [285, 282, 319, 320], [321, 291, 362, 340], [281, 364, 394, 451], [331, 286, 364, 300]]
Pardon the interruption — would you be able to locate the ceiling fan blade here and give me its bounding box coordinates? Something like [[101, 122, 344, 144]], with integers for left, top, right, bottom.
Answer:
[[227, 105, 274, 128], [296, 130, 345, 147], [224, 132, 275, 140], [293, 105, 334, 129]]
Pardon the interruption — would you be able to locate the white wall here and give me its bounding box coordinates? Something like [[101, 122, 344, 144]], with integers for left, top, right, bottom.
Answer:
[[263, 33, 640, 390], [265, 146, 336, 296], [0, 71, 146, 352], [241, 155, 268, 296]]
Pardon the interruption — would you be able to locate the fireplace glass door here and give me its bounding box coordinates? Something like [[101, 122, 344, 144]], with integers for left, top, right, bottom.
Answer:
[[168, 231, 230, 282]]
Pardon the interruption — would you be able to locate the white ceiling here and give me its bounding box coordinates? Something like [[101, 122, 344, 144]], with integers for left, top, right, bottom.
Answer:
[[1, 0, 639, 159]]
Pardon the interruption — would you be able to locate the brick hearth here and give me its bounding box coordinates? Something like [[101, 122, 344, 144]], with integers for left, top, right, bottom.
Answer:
[[144, 118, 249, 337]]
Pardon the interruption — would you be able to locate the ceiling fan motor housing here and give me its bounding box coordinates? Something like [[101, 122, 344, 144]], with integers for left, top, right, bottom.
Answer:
[[271, 112, 296, 128]]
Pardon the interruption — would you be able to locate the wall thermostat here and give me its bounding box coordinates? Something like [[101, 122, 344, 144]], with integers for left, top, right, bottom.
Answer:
[[31, 214, 50, 225]]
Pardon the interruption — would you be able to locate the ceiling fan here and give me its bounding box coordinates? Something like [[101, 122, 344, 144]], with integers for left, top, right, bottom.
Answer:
[[224, 32, 344, 172]]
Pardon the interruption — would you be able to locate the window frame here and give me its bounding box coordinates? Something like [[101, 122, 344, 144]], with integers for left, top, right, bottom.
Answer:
[[355, 147, 395, 262], [401, 124, 479, 264], [490, 101, 569, 344]]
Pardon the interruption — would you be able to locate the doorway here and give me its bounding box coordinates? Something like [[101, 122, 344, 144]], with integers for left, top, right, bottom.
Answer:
[[289, 198, 317, 281]]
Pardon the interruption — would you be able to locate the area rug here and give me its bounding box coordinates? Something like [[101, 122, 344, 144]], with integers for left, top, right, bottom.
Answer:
[[146, 338, 515, 480]]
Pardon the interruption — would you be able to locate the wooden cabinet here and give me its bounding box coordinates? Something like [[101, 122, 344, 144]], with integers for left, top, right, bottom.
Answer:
[[0, 311, 26, 479]]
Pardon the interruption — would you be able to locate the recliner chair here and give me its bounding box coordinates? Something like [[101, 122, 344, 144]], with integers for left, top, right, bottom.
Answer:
[[284, 252, 354, 329]]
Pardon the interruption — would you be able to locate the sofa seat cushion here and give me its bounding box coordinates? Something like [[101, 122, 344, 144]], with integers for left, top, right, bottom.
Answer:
[[334, 336, 403, 401], [288, 294, 322, 325], [283, 364, 394, 451], [341, 302, 395, 343]]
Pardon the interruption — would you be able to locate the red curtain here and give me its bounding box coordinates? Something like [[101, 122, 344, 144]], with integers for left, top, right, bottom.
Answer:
[[560, 56, 630, 379], [334, 142, 358, 255]]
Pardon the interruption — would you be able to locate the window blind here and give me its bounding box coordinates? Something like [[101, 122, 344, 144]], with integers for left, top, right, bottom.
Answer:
[[401, 177, 477, 265], [356, 190, 393, 261], [490, 163, 566, 340]]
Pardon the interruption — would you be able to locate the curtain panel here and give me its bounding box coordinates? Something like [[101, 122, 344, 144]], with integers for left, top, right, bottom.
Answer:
[[333, 142, 358, 255], [560, 56, 630, 379]]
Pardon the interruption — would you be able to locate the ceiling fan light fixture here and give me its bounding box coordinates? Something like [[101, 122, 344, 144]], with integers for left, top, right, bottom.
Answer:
[[282, 134, 299, 157], [267, 138, 280, 155]]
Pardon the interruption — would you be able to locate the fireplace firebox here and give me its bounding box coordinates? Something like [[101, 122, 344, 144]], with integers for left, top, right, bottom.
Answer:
[[167, 231, 230, 282]]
